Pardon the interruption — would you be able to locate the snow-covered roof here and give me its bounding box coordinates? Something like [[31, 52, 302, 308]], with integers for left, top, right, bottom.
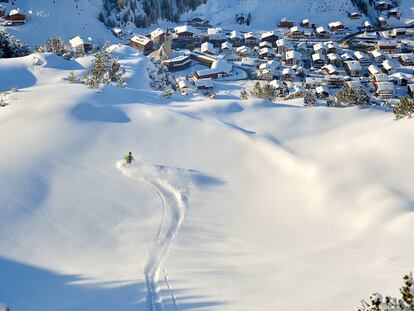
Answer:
[[368, 64, 382, 75], [151, 28, 166, 38], [221, 41, 233, 50], [377, 40, 398, 47], [9, 8, 22, 16], [259, 41, 272, 49], [282, 67, 294, 75], [207, 27, 223, 35], [261, 31, 278, 39], [131, 35, 151, 46], [230, 30, 241, 39], [269, 80, 284, 89], [354, 51, 368, 60], [371, 49, 385, 58], [323, 64, 338, 74], [196, 59, 233, 77], [260, 47, 275, 55], [201, 42, 216, 54], [345, 60, 362, 71], [316, 85, 329, 94], [327, 53, 339, 60], [316, 26, 328, 33], [376, 81, 394, 92], [312, 53, 325, 61], [328, 21, 344, 28], [69, 36, 85, 48], [174, 25, 199, 35], [244, 32, 258, 39], [345, 80, 362, 89], [194, 79, 214, 88], [382, 59, 399, 71], [286, 50, 302, 60]]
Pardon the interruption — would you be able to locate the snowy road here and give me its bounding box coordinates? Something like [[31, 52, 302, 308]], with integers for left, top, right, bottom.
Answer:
[[118, 162, 187, 311]]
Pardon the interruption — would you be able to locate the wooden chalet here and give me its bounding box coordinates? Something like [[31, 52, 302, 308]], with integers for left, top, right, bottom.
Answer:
[[130, 35, 153, 54], [6, 9, 26, 24], [285, 50, 302, 67], [174, 25, 199, 41], [278, 18, 294, 28], [163, 55, 192, 72], [328, 21, 345, 32], [260, 31, 279, 47], [344, 60, 362, 77], [376, 40, 398, 52]]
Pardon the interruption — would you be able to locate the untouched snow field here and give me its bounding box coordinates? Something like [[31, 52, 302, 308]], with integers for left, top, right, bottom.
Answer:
[[1, 46, 414, 311]]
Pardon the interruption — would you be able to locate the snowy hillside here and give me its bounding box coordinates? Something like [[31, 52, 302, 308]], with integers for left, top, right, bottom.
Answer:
[[1, 46, 414, 311]]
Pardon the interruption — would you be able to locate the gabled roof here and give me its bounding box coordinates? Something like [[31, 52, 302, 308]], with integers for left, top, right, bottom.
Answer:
[[131, 35, 151, 46]]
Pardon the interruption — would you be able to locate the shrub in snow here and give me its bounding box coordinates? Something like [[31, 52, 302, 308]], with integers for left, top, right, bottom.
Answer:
[[401, 272, 414, 310], [147, 59, 175, 92], [38, 36, 73, 59], [336, 85, 371, 107], [81, 44, 126, 89], [0, 31, 30, 58], [304, 91, 317, 107], [240, 89, 248, 100], [393, 97, 414, 120]]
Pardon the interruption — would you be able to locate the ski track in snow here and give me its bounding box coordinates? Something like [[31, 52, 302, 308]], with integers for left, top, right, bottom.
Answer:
[[117, 161, 186, 311]]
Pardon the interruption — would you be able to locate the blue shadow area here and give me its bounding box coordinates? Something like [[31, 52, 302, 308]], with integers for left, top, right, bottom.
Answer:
[[71, 103, 130, 123], [0, 67, 36, 92], [0, 257, 145, 311]]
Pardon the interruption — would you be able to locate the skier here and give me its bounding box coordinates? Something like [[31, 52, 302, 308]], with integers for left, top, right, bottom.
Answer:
[[124, 152, 134, 164]]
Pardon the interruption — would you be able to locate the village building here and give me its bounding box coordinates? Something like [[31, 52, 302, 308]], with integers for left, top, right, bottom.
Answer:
[[259, 41, 272, 49], [6, 9, 26, 24], [345, 80, 363, 90], [259, 47, 276, 60], [376, 16, 388, 27], [260, 31, 279, 46], [341, 52, 354, 62], [390, 72, 410, 86], [305, 76, 325, 88], [389, 28, 407, 38], [314, 43, 327, 55], [164, 55, 192, 72], [240, 57, 257, 67], [328, 21, 345, 32], [354, 51, 371, 67], [370, 49, 386, 63], [327, 53, 342, 66], [322, 64, 339, 75], [315, 85, 330, 98], [201, 42, 216, 55], [194, 79, 214, 92], [312, 52, 326, 68], [325, 74, 344, 87], [150, 28, 167, 47], [130, 35, 153, 54], [368, 64, 382, 77], [363, 21, 373, 30], [326, 41, 339, 54], [373, 73, 390, 85], [348, 12, 362, 19], [285, 50, 302, 67], [177, 80, 193, 94], [281, 67, 295, 81], [399, 54, 414, 66], [388, 8, 401, 18], [276, 39, 294, 54], [174, 25, 199, 41], [189, 17, 209, 27], [375, 81, 395, 98], [208, 28, 226, 41], [345, 60, 363, 77], [236, 45, 253, 58], [315, 26, 330, 38], [193, 59, 233, 80], [300, 19, 312, 28], [374, 0, 394, 11], [269, 80, 287, 96], [287, 26, 305, 39], [221, 41, 233, 53], [229, 30, 243, 46], [376, 40, 399, 52], [69, 36, 93, 55], [244, 32, 259, 46], [382, 59, 399, 73], [278, 17, 294, 28], [112, 27, 124, 38]]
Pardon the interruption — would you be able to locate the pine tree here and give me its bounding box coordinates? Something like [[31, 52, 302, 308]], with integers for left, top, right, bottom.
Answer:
[[304, 91, 317, 107], [393, 97, 414, 120], [68, 71, 76, 83], [240, 89, 248, 100], [400, 272, 414, 310]]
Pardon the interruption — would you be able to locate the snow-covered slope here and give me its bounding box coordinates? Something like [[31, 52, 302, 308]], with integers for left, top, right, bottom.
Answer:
[[1, 47, 414, 311], [0, 0, 115, 46], [185, 0, 361, 30]]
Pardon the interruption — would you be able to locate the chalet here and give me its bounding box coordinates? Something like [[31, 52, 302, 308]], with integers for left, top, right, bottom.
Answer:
[[348, 12, 362, 19], [194, 79, 214, 92], [314, 43, 327, 55], [259, 41, 272, 49], [345, 60, 363, 77], [376, 81, 394, 98], [316, 26, 330, 38], [408, 84, 414, 97], [163, 55, 191, 72], [373, 73, 390, 84], [259, 47, 276, 60], [281, 67, 294, 81], [0, 5, 5, 17], [276, 39, 294, 54], [376, 16, 388, 27], [285, 50, 302, 67], [399, 54, 414, 66], [341, 53, 354, 62], [230, 30, 243, 46], [376, 40, 398, 52], [326, 41, 339, 54], [305, 76, 325, 88], [112, 27, 124, 38], [260, 31, 279, 46], [374, 0, 394, 11], [236, 45, 252, 58], [241, 57, 257, 67], [382, 59, 399, 73], [6, 9, 26, 24], [151, 28, 167, 47], [322, 64, 339, 75], [258, 68, 274, 81], [244, 32, 259, 46], [388, 8, 401, 18], [287, 26, 305, 39], [363, 21, 373, 30], [279, 17, 294, 28], [300, 19, 312, 28], [328, 21, 345, 32], [368, 64, 382, 77], [69, 36, 93, 55], [370, 49, 386, 63], [221, 41, 233, 53], [208, 28, 226, 41], [390, 72, 409, 86], [174, 25, 199, 41], [130, 35, 153, 54], [190, 17, 208, 27], [315, 86, 329, 98], [312, 52, 326, 68], [177, 80, 192, 94], [325, 74, 344, 87], [201, 42, 216, 55], [390, 28, 407, 38], [354, 51, 371, 66], [345, 80, 363, 90], [327, 53, 342, 66], [269, 80, 286, 96], [193, 59, 233, 80]]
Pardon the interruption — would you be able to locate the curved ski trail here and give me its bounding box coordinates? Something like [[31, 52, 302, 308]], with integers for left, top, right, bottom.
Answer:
[[117, 162, 186, 311]]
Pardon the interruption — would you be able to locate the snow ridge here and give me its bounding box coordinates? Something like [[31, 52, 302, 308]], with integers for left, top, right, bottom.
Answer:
[[117, 161, 187, 311]]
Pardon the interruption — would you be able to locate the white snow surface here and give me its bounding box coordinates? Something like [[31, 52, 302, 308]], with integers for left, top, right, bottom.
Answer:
[[1, 45, 414, 311]]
